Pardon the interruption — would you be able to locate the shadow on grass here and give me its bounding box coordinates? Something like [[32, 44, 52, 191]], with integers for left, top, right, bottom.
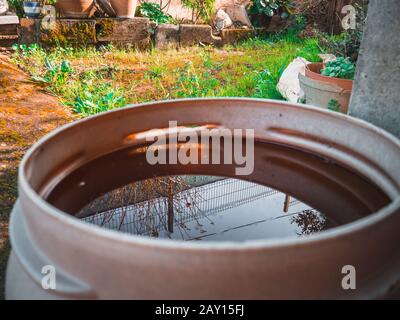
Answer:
[[0, 239, 10, 300], [0, 167, 18, 300]]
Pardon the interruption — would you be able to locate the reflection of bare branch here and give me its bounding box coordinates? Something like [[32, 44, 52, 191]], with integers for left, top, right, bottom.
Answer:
[[80, 176, 202, 238], [159, 0, 172, 11], [81, 177, 292, 240], [290, 209, 326, 236]]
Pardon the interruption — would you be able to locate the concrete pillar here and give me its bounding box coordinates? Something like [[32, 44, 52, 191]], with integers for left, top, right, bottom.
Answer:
[[349, 0, 400, 138]]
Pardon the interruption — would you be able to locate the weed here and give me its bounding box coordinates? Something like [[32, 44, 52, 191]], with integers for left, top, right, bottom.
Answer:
[[174, 61, 219, 98], [69, 82, 126, 116], [145, 65, 166, 79], [328, 99, 341, 112], [138, 2, 173, 25], [11, 36, 323, 116], [32, 59, 72, 88]]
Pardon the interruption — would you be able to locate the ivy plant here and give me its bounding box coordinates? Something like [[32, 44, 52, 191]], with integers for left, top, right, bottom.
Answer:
[[321, 57, 356, 80], [249, 0, 293, 18], [138, 2, 172, 25], [181, 0, 215, 23]]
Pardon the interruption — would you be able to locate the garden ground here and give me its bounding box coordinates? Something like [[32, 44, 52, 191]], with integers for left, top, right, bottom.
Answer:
[[0, 34, 323, 298], [10, 34, 322, 115], [0, 55, 72, 299]]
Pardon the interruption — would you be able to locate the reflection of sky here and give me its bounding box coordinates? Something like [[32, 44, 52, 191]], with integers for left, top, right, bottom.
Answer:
[[84, 177, 328, 242], [163, 193, 323, 241]]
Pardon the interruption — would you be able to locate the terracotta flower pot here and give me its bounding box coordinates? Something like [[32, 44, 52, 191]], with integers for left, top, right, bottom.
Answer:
[[55, 0, 95, 18], [305, 62, 353, 91], [109, 0, 138, 18], [300, 63, 354, 113]]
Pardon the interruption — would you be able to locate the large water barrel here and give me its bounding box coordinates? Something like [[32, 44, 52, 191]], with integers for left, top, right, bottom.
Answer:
[[6, 98, 400, 299]]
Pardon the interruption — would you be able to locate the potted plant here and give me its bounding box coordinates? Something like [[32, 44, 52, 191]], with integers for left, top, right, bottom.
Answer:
[[22, 0, 43, 18], [109, 0, 137, 18], [20, 0, 56, 18], [299, 57, 356, 113], [306, 57, 355, 91], [55, 0, 94, 18]]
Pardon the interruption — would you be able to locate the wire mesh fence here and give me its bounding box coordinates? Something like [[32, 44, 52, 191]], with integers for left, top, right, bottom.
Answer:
[[82, 177, 304, 236]]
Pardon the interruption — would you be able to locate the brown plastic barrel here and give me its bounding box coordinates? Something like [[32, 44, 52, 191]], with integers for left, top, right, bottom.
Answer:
[[6, 98, 400, 299]]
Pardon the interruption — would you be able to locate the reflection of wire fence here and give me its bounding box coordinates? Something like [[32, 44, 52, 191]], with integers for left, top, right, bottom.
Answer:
[[191, 208, 324, 241], [289, 198, 301, 207], [83, 179, 280, 236], [194, 178, 279, 218]]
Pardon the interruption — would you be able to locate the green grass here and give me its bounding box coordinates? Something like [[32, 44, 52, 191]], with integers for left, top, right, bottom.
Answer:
[[11, 34, 323, 116]]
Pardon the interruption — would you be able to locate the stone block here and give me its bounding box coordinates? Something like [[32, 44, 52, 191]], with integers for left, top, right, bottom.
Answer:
[[0, 22, 17, 35], [179, 24, 222, 47], [155, 23, 179, 49], [0, 14, 19, 48], [0, 15, 19, 35], [40, 19, 97, 46], [0, 15, 19, 25], [225, 5, 252, 28], [220, 28, 254, 45], [96, 18, 151, 49], [0, 34, 18, 48]]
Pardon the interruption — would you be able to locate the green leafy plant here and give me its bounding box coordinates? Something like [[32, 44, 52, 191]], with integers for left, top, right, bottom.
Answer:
[[32, 58, 72, 86], [72, 83, 126, 116], [253, 66, 285, 99], [290, 14, 306, 33], [321, 57, 355, 80], [249, 0, 293, 18], [11, 33, 323, 116], [145, 65, 166, 79], [12, 43, 44, 56], [181, 0, 215, 23], [9, 0, 24, 16], [328, 99, 341, 112], [138, 2, 172, 25], [174, 61, 219, 98]]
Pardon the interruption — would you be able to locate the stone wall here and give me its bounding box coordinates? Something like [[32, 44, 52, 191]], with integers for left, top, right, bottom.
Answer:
[[18, 17, 254, 49], [0, 15, 19, 49]]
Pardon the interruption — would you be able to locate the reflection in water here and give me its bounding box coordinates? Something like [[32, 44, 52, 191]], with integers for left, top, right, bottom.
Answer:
[[80, 175, 330, 241], [290, 209, 327, 236]]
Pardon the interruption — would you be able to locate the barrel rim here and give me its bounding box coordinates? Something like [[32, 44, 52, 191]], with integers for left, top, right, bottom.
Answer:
[[18, 97, 400, 250]]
